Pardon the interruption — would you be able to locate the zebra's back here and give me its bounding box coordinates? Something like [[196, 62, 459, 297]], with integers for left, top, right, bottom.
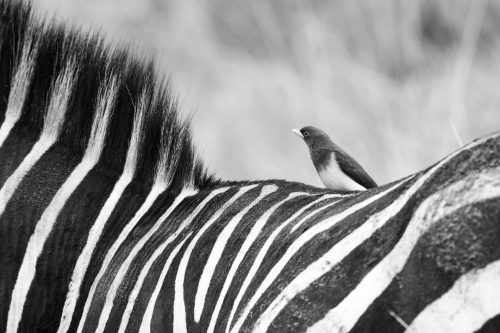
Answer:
[[1, 1, 500, 332]]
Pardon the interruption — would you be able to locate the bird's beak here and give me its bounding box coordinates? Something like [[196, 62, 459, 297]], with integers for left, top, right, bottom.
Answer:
[[292, 128, 303, 139]]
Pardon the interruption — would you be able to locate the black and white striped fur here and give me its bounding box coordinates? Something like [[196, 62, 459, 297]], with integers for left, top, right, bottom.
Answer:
[[1, 1, 500, 332]]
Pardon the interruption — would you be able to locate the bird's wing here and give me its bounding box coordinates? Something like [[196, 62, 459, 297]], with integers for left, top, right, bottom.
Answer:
[[319, 145, 378, 189]]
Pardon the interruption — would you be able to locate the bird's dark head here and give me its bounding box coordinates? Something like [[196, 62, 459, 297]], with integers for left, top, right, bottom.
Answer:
[[292, 126, 331, 149]]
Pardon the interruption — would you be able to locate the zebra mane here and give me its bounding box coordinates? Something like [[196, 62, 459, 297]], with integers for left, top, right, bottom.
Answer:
[[0, 0, 216, 191]]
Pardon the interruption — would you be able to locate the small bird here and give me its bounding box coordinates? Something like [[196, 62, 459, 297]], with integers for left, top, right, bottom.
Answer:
[[292, 126, 377, 191]]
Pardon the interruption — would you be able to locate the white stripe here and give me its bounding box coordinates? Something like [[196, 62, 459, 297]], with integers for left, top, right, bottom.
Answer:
[[0, 33, 37, 148], [224, 194, 339, 333], [194, 185, 278, 323], [206, 191, 302, 333], [173, 184, 259, 333], [229, 179, 406, 333], [0, 63, 74, 218], [84, 78, 118, 160], [290, 195, 346, 233], [92, 80, 199, 331], [94, 188, 198, 333], [251, 180, 411, 333], [117, 187, 230, 333], [77, 76, 193, 331], [0, 117, 18, 150], [57, 174, 132, 333], [307, 167, 500, 333], [138, 235, 191, 333], [6, 73, 116, 333], [139, 186, 254, 333], [57, 87, 148, 333], [251, 134, 496, 333], [43, 64, 77, 140], [0, 115, 21, 148], [6, 161, 94, 333], [76, 184, 165, 333], [0, 140, 54, 216], [406, 260, 500, 333]]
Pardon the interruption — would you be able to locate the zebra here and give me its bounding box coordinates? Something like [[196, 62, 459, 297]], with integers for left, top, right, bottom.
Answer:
[[1, 1, 499, 332]]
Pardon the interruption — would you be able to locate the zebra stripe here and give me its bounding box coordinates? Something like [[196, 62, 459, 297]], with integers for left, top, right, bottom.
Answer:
[[92, 188, 195, 333], [249, 133, 495, 333], [206, 192, 307, 333], [194, 185, 284, 323], [117, 187, 231, 333], [57, 87, 148, 333], [174, 184, 265, 332], [0, 31, 37, 149], [0, 62, 74, 218], [224, 193, 341, 333], [406, 259, 500, 333], [76, 185, 165, 333], [137, 186, 255, 332], [139, 235, 191, 333], [6, 69, 115, 333], [2, 2, 500, 332], [229, 179, 406, 333], [250, 180, 412, 332], [289, 194, 348, 233], [307, 166, 500, 333]]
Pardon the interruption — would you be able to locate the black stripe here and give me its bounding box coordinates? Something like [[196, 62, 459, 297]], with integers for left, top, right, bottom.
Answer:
[[76, 186, 178, 333], [0, 1, 31, 123], [67, 179, 153, 332], [0, 124, 38, 186], [184, 186, 264, 331], [120, 187, 238, 333], [0, 143, 79, 331], [101, 190, 217, 333], [476, 314, 500, 333], [238, 182, 407, 331], [350, 198, 500, 333], [18, 164, 118, 333], [0, 0, 215, 194], [266, 186, 413, 332]]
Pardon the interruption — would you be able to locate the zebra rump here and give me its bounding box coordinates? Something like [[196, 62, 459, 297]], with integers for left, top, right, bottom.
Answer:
[[1, 1, 500, 333]]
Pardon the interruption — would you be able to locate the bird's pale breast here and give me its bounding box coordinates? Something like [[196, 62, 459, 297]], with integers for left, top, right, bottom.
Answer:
[[318, 154, 366, 191]]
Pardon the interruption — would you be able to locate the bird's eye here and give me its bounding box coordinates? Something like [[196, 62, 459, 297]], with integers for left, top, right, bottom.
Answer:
[[303, 131, 309, 137]]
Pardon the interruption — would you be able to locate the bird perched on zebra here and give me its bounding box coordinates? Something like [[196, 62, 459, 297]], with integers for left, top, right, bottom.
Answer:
[[293, 126, 377, 191]]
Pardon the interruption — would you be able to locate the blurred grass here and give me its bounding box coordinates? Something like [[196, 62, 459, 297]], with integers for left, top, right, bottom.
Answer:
[[38, 0, 500, 187]]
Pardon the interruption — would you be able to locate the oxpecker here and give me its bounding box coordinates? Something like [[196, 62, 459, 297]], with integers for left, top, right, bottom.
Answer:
[[293, 126, 377, 191]]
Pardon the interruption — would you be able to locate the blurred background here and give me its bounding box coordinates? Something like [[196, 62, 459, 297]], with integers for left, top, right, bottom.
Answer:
[[37, 0, 500, 187]]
